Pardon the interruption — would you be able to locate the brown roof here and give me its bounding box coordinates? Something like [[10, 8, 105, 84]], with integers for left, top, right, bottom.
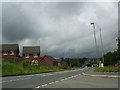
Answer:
[[23, 46, 40, 54], [0, 44, 19, 52], [44, 55, 56, 61], [56, 59, 62, 63]]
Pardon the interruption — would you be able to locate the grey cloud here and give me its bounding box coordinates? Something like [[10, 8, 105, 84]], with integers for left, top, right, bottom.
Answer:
[[2, 2, 118, 58], [2, 3, 37, 42]]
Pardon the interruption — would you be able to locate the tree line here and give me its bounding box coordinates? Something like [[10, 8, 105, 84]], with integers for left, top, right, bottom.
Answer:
[[61, 38, 120, 67], [102, 38, 120, 66]]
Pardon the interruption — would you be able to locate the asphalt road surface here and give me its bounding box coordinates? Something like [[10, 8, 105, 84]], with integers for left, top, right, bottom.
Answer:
[[1, 67, 118, 89]]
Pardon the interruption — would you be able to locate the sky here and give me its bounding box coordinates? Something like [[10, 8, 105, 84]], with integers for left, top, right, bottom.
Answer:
[[2, 2, 118, 58]]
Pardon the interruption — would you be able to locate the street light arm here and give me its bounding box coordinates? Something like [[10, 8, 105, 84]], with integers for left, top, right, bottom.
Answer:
[[91, 23, 94, 25]]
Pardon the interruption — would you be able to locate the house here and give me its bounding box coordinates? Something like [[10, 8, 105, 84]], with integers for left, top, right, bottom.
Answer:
[[55, 59, 68, 66], [22, 46, 40, 62], [41, 55, 57, 66], [41, 55, 68, 66], [61, 61, 68, 66], [0, 44, 19, 58], [56, 59, 62, 66]]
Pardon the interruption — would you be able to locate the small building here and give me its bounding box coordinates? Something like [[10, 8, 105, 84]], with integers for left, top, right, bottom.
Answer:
[[41, 55, 57, 66], [22, 46, 40, 62], [56, 59, 62, 66], [55, 59, 68, 66], [0, 44, 19, 58], [41, 55, 68, 66], [61, 61, 68, 66]]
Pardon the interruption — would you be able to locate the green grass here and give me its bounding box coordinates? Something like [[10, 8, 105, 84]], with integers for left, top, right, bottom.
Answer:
[[94, 66, 120, 72], [2, 59, 78, 76]]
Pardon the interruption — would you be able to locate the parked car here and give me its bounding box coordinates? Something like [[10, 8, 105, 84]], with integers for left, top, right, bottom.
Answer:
[[115, 63, 120, 67]]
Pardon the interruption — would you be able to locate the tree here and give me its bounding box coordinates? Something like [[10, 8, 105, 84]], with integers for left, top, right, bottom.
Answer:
[[117, 38, 120, 61], [104, 51, 117, 66]]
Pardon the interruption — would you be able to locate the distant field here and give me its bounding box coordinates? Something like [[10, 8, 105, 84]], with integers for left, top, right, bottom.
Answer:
[[2, 59, 78, 76], [94, 66, 120, 72]]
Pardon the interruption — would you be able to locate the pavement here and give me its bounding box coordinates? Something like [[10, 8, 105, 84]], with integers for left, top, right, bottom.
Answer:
[[82, 68, 120, 78], [1, 67, 119, 89]]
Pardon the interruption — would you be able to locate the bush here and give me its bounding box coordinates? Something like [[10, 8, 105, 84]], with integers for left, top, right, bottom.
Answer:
[[94, 66, 120, 72], [22, 60, 30, 68], [2, 59, 78, 76]]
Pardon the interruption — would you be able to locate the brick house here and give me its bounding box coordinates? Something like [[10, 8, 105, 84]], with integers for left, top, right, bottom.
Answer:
[[55, 59, 62, 66], [56, 59, 68, 66], [0, 44, 19, 58], [41, 55, 58, 66], [61, 61, 68, 66], [41, 55, 68, 66], [22, 46, 40, 62]]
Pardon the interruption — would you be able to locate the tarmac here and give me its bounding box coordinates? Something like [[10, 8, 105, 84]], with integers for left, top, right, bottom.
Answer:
[[82, 68, 120, 78]]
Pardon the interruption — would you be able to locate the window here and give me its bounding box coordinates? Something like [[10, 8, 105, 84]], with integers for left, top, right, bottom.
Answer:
[[25, 54, 29, 58], [58, 63, 61, 66], [10, 51, 14, 55], [3, 52, 7, 55], [34, 53, 38, 58]]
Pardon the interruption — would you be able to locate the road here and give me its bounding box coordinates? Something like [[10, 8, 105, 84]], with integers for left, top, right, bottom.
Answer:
[[2, 67, 118, 89]]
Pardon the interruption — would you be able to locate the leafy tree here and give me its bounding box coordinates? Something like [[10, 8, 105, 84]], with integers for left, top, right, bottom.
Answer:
[[104, 51, 117, 66], [117, 38, 120, 61]]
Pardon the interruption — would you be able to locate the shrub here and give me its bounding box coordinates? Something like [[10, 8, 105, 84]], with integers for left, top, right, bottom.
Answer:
[[22, 60, 30, 68], [94, 66, 120, 72]]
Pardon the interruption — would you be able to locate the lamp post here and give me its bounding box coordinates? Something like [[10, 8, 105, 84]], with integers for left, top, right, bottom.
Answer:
[[99, 28, 104, 67], [91, 23, 99, 67]]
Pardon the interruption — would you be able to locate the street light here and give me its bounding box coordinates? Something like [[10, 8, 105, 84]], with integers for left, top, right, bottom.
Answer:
[[99, 28, 104, 67], [91, 23, 99, 67]]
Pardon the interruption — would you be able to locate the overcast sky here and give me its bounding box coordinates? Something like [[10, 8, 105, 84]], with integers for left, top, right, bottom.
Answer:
[[2, 2, 118, 58]]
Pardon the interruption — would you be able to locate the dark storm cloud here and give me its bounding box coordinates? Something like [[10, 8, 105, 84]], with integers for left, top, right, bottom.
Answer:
[[2, 3, 38, 42], [2, 2, 118, 58], [118, 1, 120, 37]]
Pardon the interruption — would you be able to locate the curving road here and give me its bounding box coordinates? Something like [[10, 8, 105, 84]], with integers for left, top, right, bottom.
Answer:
[[2, 67, 118, 89]]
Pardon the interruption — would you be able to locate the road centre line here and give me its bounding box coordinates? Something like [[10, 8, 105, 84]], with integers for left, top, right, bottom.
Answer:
[[34, 74, 81, 88], [35, 86, 41, 88], [2, 77, 30, 83], [41, 84, 48, 87], [3, 68, 83, 80], [49, 82, 54, 84]]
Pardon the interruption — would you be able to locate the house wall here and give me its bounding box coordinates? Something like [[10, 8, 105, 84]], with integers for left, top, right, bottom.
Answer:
[[41, 57, 53, 64], [61, 62, 68, 66], [22, 54, 40, 62], [0, 52, 2, 57], [53, 61, 59, 66], [0, 51, 19, 58]]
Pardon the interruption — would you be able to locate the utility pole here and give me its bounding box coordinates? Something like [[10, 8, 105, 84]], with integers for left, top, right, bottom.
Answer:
[[99, 28, 104, 67], [91, 23, 99, 67]]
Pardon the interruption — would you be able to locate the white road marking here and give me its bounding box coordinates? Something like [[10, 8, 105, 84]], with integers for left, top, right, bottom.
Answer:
[[61, 79, 65, 81], [68, 77, 72, 79], [34, 74, 81, 89], [41, 84, 48, 87], [2, 78, 30, 83], [49, 82, 54, 84], [35, 86, 41, 88], [39, 74, 46, 76], [21, 78, 30, 80], [55, 81, 59, 83]]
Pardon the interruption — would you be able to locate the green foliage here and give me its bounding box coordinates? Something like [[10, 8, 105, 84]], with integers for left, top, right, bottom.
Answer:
[[103, 51, 117, 66], [117, 38, 120, 60], [2, 59, 78, 76], [94, 66, 120, 72], [63, 58, 86, 67], [102, 38, 120, 66], [22, 60, 30, 68]]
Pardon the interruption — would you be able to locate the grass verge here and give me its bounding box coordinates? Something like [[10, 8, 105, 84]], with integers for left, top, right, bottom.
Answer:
[[94, 66, 120, 72], [2, 59, 78, 76]]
